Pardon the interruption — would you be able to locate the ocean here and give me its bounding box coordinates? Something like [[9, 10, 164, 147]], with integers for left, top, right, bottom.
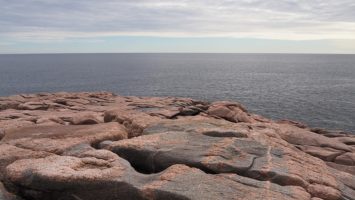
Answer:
[[0, 53, 354, 133]]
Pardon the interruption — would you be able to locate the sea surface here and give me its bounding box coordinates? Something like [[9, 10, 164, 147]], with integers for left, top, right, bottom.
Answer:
[[0, 53, 354, 133]]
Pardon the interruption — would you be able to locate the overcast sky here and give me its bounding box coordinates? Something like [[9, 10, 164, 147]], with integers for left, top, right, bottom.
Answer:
[[1, 0, 355, 53]]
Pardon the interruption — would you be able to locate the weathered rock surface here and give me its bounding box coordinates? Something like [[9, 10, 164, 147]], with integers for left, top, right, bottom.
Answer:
[[0, 91, 354, 200]]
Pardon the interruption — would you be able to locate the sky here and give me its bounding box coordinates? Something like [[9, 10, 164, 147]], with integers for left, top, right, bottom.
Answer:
[[1, 0, 355, 54]]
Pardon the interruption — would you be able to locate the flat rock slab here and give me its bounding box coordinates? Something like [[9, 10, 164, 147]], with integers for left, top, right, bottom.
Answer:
[[5, 156, 311, 200], [105, 131, 265, 174], [103, 131, 352, 200], [2, 123, 128, 154]]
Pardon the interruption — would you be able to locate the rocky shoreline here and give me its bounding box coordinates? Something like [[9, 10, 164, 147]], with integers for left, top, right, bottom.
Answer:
[[0, 92, 354, 200]]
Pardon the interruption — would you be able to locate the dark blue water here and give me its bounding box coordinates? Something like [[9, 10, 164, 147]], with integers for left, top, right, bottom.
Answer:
[[0, 53, 354, 133]]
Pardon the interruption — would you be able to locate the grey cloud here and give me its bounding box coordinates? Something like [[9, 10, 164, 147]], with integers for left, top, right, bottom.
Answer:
[[0, 0, 355, 39]]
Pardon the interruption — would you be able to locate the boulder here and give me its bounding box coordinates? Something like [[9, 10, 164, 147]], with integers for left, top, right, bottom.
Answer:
[[17, 102, 49, 110], [207, 101, 254, 123], [68, 114, 101, 125]]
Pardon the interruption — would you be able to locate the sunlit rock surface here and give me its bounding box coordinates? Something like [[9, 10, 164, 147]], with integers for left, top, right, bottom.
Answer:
[[0, 92, 354, 200]]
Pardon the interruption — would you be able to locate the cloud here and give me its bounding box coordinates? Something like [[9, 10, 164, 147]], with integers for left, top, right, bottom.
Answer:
[[1, 0, 355, 41]]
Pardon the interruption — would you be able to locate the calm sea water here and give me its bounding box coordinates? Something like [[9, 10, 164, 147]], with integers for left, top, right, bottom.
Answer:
[[0, 53, 354, 133]]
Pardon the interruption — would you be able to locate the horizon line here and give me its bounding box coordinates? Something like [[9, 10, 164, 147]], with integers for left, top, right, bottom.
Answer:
[[1, 52, 355, 55]]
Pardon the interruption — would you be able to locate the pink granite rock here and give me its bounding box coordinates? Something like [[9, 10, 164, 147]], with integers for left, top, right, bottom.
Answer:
[[0, 92, 353, 200]]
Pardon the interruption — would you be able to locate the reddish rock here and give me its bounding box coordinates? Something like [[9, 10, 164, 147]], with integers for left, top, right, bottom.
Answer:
[[295, 145, 343, 161], [277, 124, 351, 152], [311, 128, 352, 138], [0, 92, 354, 200], [327, 162, 355, 175], [0, 129, 4, 141], [17, 101, 49, 110], [5, 156, 311, 200], [277, 119, 308, 128], [207, 101, 254, 123], [336, 136, 355, 145], [0, 144, 51, 181], [307, 184, 341, 200], [0, 95, 25, 111], [2, 123, 128, 154], [67, 114, 101, 125], [103, 108, 162, 137], [335, 152, 355, 165]]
